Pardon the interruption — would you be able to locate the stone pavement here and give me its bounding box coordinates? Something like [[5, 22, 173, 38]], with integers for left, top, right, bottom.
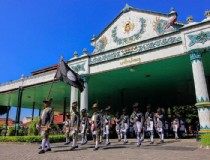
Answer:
[[0, 139, 209, 160]]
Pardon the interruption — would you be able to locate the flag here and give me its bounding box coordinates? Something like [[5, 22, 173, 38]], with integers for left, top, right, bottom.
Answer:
[[55, 60, 85, 92]]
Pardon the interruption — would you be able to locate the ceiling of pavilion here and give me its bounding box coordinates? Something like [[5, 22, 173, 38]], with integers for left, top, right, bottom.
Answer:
[[0, 53, 209, 113], [0, 82, 70, 112], [88, 53, 210, 113]]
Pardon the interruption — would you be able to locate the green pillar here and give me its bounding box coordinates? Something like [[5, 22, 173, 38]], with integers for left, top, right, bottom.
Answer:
[[15, 87, 23, 136], [32, 102, 35, 120]]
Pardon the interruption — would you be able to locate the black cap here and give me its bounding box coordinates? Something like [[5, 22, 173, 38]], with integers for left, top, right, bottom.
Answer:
[[122, 108, 127, 112], [115, 112, 119, 117], [105, 106, 111, 111], [92, 103, 98, 108], [43, 98, 53, 103], [72, 101, 78, 108], [81, 108, 87, 113], [146, 105, 151, 109], [132, 102, 139, 108]]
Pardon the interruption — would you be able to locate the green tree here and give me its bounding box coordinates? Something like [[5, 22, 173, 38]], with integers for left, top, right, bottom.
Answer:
[[27, 117, 62, 136], [0, 124, 4, 136], [49, 123, 62, 135], [0, 124, 3, 131], [172, 105, 198, 124], [8, 127, 15, 136], [28, 117, 39, 136]]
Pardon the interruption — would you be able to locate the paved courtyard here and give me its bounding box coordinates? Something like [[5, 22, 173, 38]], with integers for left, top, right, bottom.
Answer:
[[0, 138, 209, 160]]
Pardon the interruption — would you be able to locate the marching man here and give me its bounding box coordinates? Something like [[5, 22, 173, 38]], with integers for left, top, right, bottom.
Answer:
[[121, 108, 129, 144], [80, 108, 88, 145], [171, 114, 179, 140], [38, 98, 53, 154], [154, 107, 165, 143], [130, 103, 144, 147], [99, 109, 104, 144], [114, 112, 121, 142], [69, 101, 80, 151], [91, 103, 102, 151], [144, 105, 155, 144], [103, 106, 111, 145], [63, 113, 71, 145]]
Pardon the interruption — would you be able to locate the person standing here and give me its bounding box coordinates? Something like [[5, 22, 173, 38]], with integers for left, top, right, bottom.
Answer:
[[103, 106, 112, 145], [179, 115, 187, 138], [171, 114, 179, 140], [80, 108, 88, 145], [63, 113, 71, 145], [99, 109, 104, 144], [69, 101, 80, 151], [121, 108, 129, 144], [91, 103, 102, 151], [164, 118, 169, 139], [38, 98, 53, 154], [130, 103, 144, 147], [144, 105, 155, 144], [154, 107, 165, 143], [114, 112, 121, 142]]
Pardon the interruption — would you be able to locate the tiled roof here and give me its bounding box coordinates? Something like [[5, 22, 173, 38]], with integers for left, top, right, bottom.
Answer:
[[0, 118, 15, 126], [21, 121, 30, 126], [0, 118, 14, 121], [31, 64, 58, 75], [54, 115, 63, 124]]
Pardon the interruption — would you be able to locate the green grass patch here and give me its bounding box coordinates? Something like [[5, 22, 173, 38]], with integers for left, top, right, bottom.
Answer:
[[200, 133, 210, 146], [0, 135, 66, 143]]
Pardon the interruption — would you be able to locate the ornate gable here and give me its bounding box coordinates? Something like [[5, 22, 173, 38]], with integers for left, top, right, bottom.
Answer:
[[91, 4, 182, 54]]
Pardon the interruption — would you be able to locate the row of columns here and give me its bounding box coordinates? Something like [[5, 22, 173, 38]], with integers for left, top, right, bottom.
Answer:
[[189, 48, 210, 133]]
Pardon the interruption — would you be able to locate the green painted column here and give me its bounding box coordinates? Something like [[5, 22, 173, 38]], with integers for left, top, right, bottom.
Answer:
[[15, 87, 23, 136], [32, 102, 35, 120]]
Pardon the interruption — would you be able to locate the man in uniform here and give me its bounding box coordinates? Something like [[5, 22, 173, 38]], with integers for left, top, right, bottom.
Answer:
[[171, 114, 179, 140], [63, 113, 70, 145], [80, 108, 88, 145], [144, 105, 155, 144], [179, 114, 187, 138], [99, 109, 104, 144], [154, 107, 165, 143], [69, 101, 80, 151], [130, 103, 144, 147], [120, 108, 129, 144], [114, 112, 121, 142], [38, 98, 53, 154], [103, 106, 111, 145], [91, 103, 102, 151]]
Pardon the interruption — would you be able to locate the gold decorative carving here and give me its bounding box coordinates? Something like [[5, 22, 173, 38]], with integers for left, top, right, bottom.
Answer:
[[123, 21, 135, 34]]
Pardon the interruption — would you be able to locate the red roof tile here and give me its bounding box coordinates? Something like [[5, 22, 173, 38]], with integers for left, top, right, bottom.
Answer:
[[54, 115, 63, 124]]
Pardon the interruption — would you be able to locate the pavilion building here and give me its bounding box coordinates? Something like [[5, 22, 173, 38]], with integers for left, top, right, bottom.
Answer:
[[0, 5, 210, 133]]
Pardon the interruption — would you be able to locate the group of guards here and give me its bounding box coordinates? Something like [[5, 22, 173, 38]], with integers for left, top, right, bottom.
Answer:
[[38, 98, 186, 154], [62, 102, 112, 151]]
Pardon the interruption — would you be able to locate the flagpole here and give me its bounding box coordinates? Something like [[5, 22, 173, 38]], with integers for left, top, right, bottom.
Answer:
[[47, 56, 63, 99]]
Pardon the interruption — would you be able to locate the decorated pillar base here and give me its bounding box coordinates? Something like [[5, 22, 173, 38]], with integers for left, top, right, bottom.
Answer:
[[196, 102, 210, 133]]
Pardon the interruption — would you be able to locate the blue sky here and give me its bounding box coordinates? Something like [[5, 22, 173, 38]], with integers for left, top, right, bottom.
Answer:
[[0, 0, 209, 120]]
